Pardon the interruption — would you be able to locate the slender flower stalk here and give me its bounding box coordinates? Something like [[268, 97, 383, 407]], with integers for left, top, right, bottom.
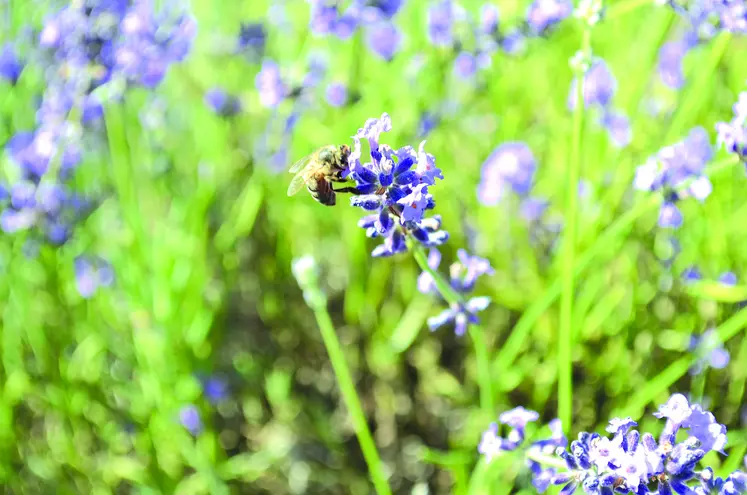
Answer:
[[292, 256, 392, 495], [558, 6, 594, 433], [410, 242, 495, 414]]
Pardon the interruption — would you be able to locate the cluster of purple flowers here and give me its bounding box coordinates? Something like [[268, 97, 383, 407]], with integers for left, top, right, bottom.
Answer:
[[665, 0, 747, 39], [569, 59, 632, 148], [479, 394, 745, 494], [716, 90, 747, 164], [427, 0, 573, 80], [418, 248, 494, 336], [633, 127, 714, 228], [1, 0, 196, 244], [307, 0, 404, 60], [347, 113, 448, 257]]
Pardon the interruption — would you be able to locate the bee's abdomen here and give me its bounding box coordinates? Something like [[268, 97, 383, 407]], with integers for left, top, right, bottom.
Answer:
[[307, 177, 336, 206]]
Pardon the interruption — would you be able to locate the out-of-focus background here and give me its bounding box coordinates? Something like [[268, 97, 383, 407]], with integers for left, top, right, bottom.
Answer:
[[1, 0, 746, 493]]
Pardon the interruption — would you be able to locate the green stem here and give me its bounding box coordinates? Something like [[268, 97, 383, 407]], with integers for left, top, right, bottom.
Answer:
[[468, 325, 494, 415], [558, 25, 592, 434], [494, 155, 739, 373], [410, 242, 463, 306], [213, 171, 264, 253], [310, 302, 392, 495], [411, 242, 494, 415], [526, 451, 570, 471]]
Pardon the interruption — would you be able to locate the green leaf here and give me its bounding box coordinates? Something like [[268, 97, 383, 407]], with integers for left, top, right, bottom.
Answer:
[[217, 452, 272, 481], [685, 281, 747, 303], [388, 296, 432, 353]]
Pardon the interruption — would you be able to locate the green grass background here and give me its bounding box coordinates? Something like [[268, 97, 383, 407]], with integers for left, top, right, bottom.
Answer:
[[1, 0, 747, 493]]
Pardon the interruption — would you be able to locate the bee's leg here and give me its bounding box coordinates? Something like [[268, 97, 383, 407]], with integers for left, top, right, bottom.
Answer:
[[332, 186, 363, 195]]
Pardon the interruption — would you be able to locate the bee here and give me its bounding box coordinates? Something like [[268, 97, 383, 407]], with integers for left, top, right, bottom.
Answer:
[[287, 144, 359, 206]]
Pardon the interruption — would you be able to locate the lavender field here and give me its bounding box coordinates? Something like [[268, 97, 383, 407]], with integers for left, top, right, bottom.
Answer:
[[1, 0, 747, 493]]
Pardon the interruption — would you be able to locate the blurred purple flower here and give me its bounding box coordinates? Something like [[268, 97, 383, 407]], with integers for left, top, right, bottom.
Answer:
[[74, 256, 114, 299], [478, 142, 537, 205], [237, 22, 266, 57], [0, 43, 23, 84], [204, 87, 241, 116], [719, 271, 738, 286], [568, 59, 617, 110], [526, 0, 572, 35], [658, 201, 683, 229], [427, 0, 454, 46], [326, 82, 348, 107], [480, 4, 500, 35], [657, 36, 695, 89], [366, 22, 401, 61], [634, 127, 714, 227], [202, 376, 229, 405], [716, 91, 747, 162], [690, 329, 730, 375], [309, 1, 339, 36], [418, 111, 439, 137], [682, 265, 702, 283], [520, 197, 549, 222], [454, 51, 477, 79], [600, 111, 632, 148], [179, 405, 202, 435], [256, 60, 288, 108]]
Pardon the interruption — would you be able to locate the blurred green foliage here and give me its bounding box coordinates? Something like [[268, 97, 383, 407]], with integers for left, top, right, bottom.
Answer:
[[1, 0, 747, 493]]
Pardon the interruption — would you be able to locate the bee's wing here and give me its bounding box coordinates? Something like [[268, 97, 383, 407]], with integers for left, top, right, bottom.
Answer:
[[288, 153, 314, 174], [287, 172, 307, 196]]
